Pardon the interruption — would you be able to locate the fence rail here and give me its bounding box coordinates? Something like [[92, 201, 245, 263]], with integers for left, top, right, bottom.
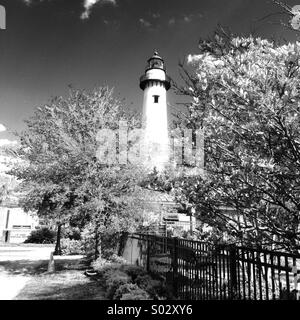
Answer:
[[129, 233, 300, 300]]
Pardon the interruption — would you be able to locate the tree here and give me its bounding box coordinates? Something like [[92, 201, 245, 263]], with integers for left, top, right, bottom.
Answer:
[[270, 1, 300, 32], [172, 29, 300, 252], [11, 87, 146, 255], [0, 183, 6, 204]]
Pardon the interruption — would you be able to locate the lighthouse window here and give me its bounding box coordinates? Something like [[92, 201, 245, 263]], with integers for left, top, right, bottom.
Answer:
[[153, 95, 159, 103]]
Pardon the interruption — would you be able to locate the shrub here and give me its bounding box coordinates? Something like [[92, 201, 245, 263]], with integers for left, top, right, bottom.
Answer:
[[135, 274, 159, 295], [113, 283, 139, 300], [80, 224, 98, 259], [114, 283, 153, 300], [81, 225, 125, 259], [109, 253, 128, 264], [135, 274, 153, 288], [91, 254, 128, 269], [92, 260, 169, 300], [120, 287, 151, 300], [61, 239, 84, 255], [120, 265, 147, 281], [62, 227, 81, 241], [101, 233, 124, 259], [103, 267, 127, 282], [91, 257, 109, 272], [135, 274, 170, 299], [91, 258, 122, 276], [105, 270, 131, 299], [24, 227, 56, 244]]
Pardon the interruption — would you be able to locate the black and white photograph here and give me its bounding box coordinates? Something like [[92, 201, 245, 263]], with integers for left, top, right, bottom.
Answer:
[[1, 0, 300, 308]]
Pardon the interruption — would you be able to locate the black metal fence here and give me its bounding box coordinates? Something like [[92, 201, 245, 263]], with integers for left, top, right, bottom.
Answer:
[[129, 233, 300, 300]]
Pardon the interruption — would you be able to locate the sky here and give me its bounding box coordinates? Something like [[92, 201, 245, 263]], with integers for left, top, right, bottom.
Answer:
[[0, 0, 300, 144]]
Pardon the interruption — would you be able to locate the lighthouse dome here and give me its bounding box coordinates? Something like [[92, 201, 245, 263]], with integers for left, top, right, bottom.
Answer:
[[140, 51, 171, 90], [145, 51, 165, 72]]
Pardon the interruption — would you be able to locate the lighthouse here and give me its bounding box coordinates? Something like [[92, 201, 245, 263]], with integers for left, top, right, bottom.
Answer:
[[140, 51, 171, 170]]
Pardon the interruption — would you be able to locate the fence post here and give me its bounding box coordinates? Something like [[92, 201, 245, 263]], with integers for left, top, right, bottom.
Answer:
[[146, 234, 150, 272], [229, 244, 238, 299], [173, 237, 179, 298]]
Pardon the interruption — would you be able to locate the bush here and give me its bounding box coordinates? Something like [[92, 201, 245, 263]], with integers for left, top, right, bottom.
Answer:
[[101, 233, 125, 259], [109, 253, 128, 264], [61, 239, 84, 255], [103, 267, 127, 282], [80, 225, 125, 260], [135, 274, 160, 294], [91, 257, 109, 272], [120, 265, 147, 281], [114, 283, 153, 300], [80, 224, 98, 259], [120, 287, 151, 300], [113, 283, 139, 300], [91, 260, 169, 300], [91, 254, 127, 268], [105, 270, 131, 299], [135, 274, 170, 299], [62, 227, 81, 241], [24, 227, 56, 244], [91, 258, 123, 276]]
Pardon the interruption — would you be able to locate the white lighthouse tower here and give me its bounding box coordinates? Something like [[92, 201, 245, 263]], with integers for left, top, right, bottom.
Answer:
[[140, 51, 171, 170]]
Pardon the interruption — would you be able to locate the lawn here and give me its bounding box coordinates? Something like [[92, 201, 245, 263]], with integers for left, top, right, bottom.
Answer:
[[14, 257, 107, 300]]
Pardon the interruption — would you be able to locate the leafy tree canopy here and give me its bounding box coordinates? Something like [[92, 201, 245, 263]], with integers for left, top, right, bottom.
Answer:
[[10, 87, 147, 253], [173, 29, 300, 251]]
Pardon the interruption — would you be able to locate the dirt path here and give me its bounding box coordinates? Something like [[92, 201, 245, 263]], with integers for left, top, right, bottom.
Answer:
[[0, 270, 30, 300], [0, 245, 106, 300], [0, 245, 53, 300]]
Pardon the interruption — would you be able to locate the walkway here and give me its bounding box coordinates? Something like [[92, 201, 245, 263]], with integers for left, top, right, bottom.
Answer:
[[0, 244, 106, 300]]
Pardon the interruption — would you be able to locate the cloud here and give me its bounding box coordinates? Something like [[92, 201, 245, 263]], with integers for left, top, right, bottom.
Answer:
[[0, 139, 18, 147], [0, 124, 18, 149], [168, 17, 176, 25], [0, 124, 6, 132], [183, 14, 193, 23], [152, 13, 160, 19], [168, 13, 203, 26], [81, 0, 117, 20], [23, 0, 117, 19], [139, 18, 152, 28], [187, 54, 201, 64], [23, 0, 44, 5]]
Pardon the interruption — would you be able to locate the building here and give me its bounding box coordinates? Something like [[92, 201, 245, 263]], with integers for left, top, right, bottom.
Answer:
[[0, 150, 39, 243], [140, 51, 171, 171], [0, 204, 38, 244], [139, 52, 196, 235]]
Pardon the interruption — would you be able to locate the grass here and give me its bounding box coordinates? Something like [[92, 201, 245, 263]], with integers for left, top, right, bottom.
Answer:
[[9, 257, 106, 300]]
